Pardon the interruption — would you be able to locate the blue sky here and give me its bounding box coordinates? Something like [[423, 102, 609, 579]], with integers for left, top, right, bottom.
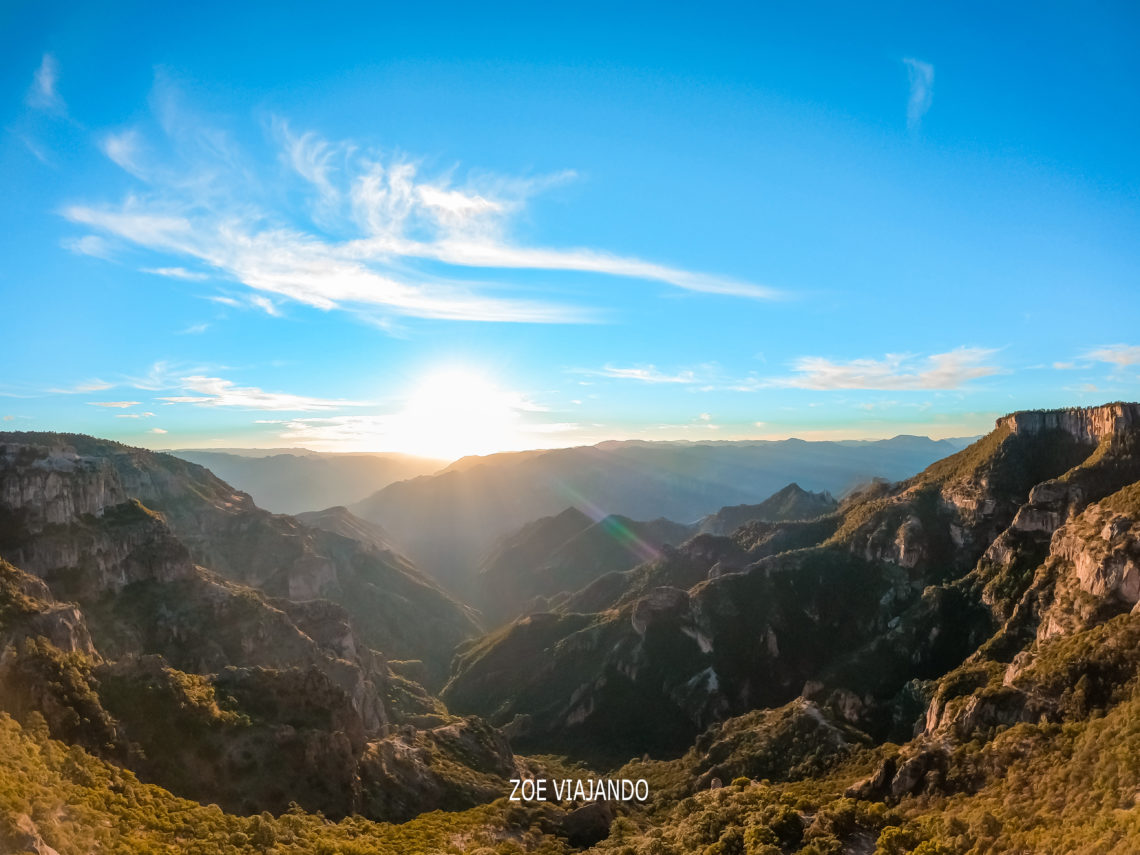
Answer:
[[2, 2, 1138, 458]]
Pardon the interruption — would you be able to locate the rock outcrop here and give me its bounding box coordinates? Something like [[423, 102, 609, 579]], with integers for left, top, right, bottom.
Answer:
[[997, 402, 1140, 443], [444, 405, 1140, 759], [0, 433, 517, 823], [0, 433, 478, 685]]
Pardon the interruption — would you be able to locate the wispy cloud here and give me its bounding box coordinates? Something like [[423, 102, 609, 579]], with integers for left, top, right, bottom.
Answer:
[[64, 92, 778, 326], [65, 202, 591, 323], [49, 379, 114, 394], [588, 364, 698, 384], [157, 375, 368, 411], [903, 58, 934, 131], [149, 428, 168, 434], [1082, 344, 1140, 368], [87, 401, 140, 408], [101, 129, 147, 177], [276, 122, 343, 213], [27, 54, 65, 114], [126, 360, 216, 392], [179, 322, 210, 335], [21, 135, 52, 165], [777, 347, 999, 391], [62, 235, 114, 259], [249, 295, 280, 316], [143, 267, 209, 281]]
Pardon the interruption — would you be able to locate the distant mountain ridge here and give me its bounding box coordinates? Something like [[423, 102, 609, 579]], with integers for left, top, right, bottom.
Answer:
[[171, 449, 443, 514], [352, 435, 967, 593], [441, 403, 1140, 766], [295, 505, 400, 554], [477, 483, 841, 625], [697, 482, 837, 535], [476, 509, 694, 625]]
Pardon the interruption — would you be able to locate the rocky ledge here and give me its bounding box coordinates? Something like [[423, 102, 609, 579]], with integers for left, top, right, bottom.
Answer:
[[997, 403, 1140, 443]]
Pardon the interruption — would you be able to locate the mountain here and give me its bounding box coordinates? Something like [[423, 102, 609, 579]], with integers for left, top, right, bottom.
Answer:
[[170, 449, 443, 514], [352, 435, 965, 594], [442, 403, 1140, 766], [10, 407, 1140, 853], [477, 483, 836, 626], [0, 431, 529, 824], [295, 505, 400, 554], [476, 508, 696, 625], [0, 433, 477, 684], [697, 482, 837, 535]]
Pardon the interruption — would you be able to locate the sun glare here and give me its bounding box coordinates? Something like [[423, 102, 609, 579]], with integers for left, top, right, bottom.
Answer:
[[386, 369, 529, 460]]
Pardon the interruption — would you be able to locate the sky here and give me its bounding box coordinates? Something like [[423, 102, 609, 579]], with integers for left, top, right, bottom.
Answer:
[[2, 2, 1138, 459]]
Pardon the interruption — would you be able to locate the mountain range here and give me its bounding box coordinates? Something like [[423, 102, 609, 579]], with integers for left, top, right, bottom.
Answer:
[[476, 484, 836, 626], [5, 406, 1140, 853], [442, 404, 1140, 771], [350, 435, 968, 594], [170, 449, 444, 514]]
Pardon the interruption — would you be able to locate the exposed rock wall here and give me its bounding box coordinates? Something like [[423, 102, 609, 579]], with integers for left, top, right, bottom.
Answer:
[[997, 403, 1140, 443], [0, 445, 126, 531]]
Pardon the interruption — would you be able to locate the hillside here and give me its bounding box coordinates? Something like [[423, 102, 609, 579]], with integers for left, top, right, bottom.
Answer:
[[295, 505, 401, 554], [171, 449, 443, 514], [442, 404, 1140, 765], [0, 432, 534, 825], [697, 482, 838, 535], [8, 406, 1140, 853], [476, 509, 696, 626], [352, 435, 963, 594], [477, 483, 837, 627], [0, 433, 478, 684]]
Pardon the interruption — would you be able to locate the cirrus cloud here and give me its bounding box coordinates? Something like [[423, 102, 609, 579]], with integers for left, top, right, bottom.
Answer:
[[157, 375, 368, 411], [588, 364, 698, 384], [903, 58, 935, 130], [63, 88, 779, 328], [27, 53, 65, 114], [1081, 344, 1140, 368], [777, 347, 999, 391]]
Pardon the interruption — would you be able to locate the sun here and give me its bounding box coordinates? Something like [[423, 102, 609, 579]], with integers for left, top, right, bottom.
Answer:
[[386, 369, 529, 460]]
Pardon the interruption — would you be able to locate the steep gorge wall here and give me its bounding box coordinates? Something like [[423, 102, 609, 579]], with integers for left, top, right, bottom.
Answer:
[[998, 403, 1140, 443]]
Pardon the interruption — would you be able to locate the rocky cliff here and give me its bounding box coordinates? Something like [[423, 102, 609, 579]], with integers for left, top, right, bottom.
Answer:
[[997, 401, 1140, 442], [0, 433, 478, 684], [443, 404, 1140, 763], [0, 433, 515, 822]]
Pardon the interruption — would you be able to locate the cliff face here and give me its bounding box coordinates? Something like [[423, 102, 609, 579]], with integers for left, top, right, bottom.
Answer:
[[0, 434, 478, 684], [444, 404, 1140, 761], [0, 433, 516, 822], [0, 445, 126, 528], [826, 405, 1140, 809], [997, 402, 1140, 442]]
